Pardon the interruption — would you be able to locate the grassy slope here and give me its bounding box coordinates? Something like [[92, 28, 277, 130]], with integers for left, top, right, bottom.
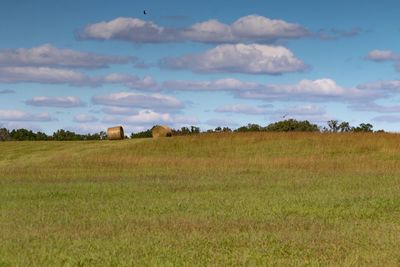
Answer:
[[1, 133, 400, 266]]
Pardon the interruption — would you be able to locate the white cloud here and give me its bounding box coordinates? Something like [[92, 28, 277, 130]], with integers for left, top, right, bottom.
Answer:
[[80, 17, 178, 43], [357, 80, 400, 92], [26, 96, 85, 108], [0, 66, 158, 89], [160, 44, 306, 74], [215, 104, 269, 114], [235, 78, 385, 102], [163, 78, 261, 91], [103, 109, 172, 124], [349, 102, 400, 113], [73, 113, 98, 123], [103, 109, 199, 128], [230, 15, 309, 40], [182, 19, 234, 43], [99, 73, 158, 89], [0, 66, 90, 85], [81, 15, 309, 44], [367, 50, 400, 61], [0, 44, 132, 69], [366, 50, 400, 72], [0, 109, 54, 121], [65, 123, 109, 134], [162, 77, 397, 103], [92, 92, 184, 110], [0, 122, 43, 132]]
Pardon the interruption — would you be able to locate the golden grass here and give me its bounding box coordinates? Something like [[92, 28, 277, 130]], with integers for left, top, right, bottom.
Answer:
[[1, 132, 400, 265]]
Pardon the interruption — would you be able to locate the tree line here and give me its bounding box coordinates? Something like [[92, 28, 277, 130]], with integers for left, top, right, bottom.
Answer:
[[0, 128, 107, 141], [0, 119, 384, 141]]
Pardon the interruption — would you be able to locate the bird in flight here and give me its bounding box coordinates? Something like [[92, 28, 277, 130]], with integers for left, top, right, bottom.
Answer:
[[143, 10, 147, 15], [283, 113, 289, 119]]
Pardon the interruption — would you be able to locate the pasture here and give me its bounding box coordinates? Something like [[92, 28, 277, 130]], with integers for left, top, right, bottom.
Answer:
[[1, 133, 400, 266]]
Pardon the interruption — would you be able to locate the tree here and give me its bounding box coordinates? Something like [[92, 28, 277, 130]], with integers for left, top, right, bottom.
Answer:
[[354, 123, 373, 132], [190, 126, 200, 134], [235, 124, 263, 132], [265, 119, 319, 132], [131, 129, 152, 138], [327, 120, 340, 132], [0, 128, 10, 141], [338, 121, 352, 132]]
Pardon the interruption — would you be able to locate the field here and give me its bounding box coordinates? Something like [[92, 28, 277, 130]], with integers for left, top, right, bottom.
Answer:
[[1, 132, 400, 266]]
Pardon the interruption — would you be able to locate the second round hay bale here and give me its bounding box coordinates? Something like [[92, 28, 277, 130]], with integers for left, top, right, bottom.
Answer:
[[152, 125, 172, 138], [107, 126, 124, 140]]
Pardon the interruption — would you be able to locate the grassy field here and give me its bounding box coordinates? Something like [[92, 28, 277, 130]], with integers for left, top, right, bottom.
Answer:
[[1, 132, 400, 266]]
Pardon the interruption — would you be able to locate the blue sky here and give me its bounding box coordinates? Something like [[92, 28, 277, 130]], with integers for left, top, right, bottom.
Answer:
[[1, 0, 400, 133]]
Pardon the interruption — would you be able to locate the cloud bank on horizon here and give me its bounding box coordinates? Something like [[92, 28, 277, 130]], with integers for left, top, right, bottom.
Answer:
[[0, 1, 400, 133]]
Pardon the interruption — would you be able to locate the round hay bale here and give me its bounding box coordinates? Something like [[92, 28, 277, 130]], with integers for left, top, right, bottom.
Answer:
[[152, 125, 172, 138], [107, 126, 124, 140]]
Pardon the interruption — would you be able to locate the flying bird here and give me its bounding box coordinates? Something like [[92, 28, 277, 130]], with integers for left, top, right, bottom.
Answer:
[[283, 113, 289, 119], [143, 10, 147, 15]]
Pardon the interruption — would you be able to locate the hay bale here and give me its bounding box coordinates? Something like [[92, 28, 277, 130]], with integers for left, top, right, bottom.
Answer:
[[152, 125, 172, 138], [107, 126, 124, 140]]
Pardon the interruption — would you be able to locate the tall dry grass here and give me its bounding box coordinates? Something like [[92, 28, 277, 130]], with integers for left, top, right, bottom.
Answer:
[[1, 132, 400, 265]]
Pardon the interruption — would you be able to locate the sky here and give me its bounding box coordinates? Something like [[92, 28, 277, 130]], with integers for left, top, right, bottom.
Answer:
[[1, 0, 400, 134]]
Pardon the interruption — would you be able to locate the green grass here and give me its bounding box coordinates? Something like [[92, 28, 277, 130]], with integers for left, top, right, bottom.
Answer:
[[1, 132, 400, 266]]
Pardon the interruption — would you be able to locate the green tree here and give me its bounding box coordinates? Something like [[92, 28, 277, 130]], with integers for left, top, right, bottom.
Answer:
[[0, 128, 11, 141], [265, 119, 319, 132], [354, 123, 373, 132]]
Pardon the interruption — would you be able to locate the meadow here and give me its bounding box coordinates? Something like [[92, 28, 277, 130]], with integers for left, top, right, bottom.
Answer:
[[1, 132, 400, 266]]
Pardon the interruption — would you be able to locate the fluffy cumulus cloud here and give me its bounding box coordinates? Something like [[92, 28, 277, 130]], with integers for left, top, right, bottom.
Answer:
[[182, 15, 309, 43], [92, 92, 184, 110], [238, 78, 395, 102], [80, 17, 179, 43], [26, 96, 85, 108], [160, 44, 307, 75], [230, 15, 309, 40], [0, 44, 133, 69], [103, 109, 199, 127], [215, 104, 269, 114], [80, 15, 309, 44], [162, 77, 400, 103], [73, 113, 98, 123], [0, 109, 54, 121], [103, 109, 172, 124]]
